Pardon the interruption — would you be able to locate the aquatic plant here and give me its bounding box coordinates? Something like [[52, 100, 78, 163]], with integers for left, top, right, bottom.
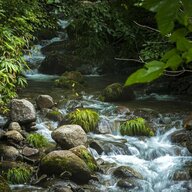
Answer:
[[67, 109, 99, 133], [26, 133, 49, 148], [7, 166, 32, 184], [120, 117, 154, 137]]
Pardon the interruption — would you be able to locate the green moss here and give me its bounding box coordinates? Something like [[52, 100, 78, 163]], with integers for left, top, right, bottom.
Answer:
[[7, 166, 32, 184], [26, 133, 49, 148], [46, 109, 63, 121], [0, 176, 11, 192], [67, 109, 99, 133], [55, 71, 85, 90], [102, 83, 123, 101], [120, 117, 154, 137]]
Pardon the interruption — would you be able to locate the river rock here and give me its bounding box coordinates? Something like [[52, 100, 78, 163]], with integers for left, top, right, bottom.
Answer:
[[10, 99, 36, 124], [0, 175, 12, 192], [22, 146, 39, 157], [116, 179, 136, 189], [89, 141, 104, 155], [46, 109, 63, 122], [184, 113, 192, 130], [8, 122, 22, 132], [113, 166, 143, 179], [36, 95, 54, 109], [173, 170, 191, 181], [69, 145, 98, 171], [51, 125, 87, 149], [170, 130, 188, 145], [186, 132, 192, 153], [0, 145, 19, 160], [5, 130, 24, 143], [40, 150, 91, 183]]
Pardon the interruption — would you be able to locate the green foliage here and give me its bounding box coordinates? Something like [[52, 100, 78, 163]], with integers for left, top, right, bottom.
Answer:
[[125, 0, 192, 86], [0, 0, 56, 112], [67, 109, 99, 133], [120, 117, 154, 136], [26, 133, 49, 148], [7, 166, 32, 184]]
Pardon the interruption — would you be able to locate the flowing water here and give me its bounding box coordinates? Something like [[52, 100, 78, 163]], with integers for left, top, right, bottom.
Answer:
[[11, 25, 192, 191]]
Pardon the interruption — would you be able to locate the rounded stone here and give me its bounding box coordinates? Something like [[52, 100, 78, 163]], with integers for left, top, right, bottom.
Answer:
[[51, 125, 87, 149], [5, 130, 24, 142], [36, 95, 54, 109], [0, 145, 19, 160], [8, 122, 22, 132]]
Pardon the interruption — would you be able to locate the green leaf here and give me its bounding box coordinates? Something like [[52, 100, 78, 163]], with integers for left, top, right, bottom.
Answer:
[[182, 48, 192, 63], [125, 61, 165, 86], [143, 0, 164, 12], [170, 28, 188, 42], [156, 0, 180, 34], [165, 54, 182, 70], [161, 48, 178, 62], [176, 37, 192, 51]]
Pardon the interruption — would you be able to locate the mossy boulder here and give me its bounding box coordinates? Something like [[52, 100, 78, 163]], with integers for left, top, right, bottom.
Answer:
[[40, 150, 91, 183], [101, 83, 123, 102], [70, 145, 98, 172], [66, 109, 99, 133], [46, 109, 63, 121], [100, 83, 135, 102], [0, 176, 11, 192], [55, 71, 85, 91], [120, 117, 154, 137]]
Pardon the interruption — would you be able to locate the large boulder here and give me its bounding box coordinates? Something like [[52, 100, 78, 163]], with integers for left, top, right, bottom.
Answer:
[[69, 145, 98, 172], [51, 125, 87, 149], [40, 150, 91, 183], [36, 95, 54, 109], [10, 99, 36, 124], [39, 52, 83, 75]]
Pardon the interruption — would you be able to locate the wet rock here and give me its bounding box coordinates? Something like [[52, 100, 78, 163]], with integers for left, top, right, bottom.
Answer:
[[60, 71, 84, 83], [101, 83, 123, 102], [40, 150, 91, 183], [0, 145, 19, 160], [8, 122, 22, 132], [22, 146, 39, 157], [115, 106, 131, 115], [52, 125, 87, 149], [5, 130, 24, 143], [0, 175, 12, 192], [48, 185, 73, 192], [36, 95, 54, 109], [186, 132, 192, 153], [172, 170, 191, 181], [10, 99, 36, 124], [113, 166, 143, 179], [89, 141, 104, 155], [170, 130, 188, 145], [116, 179, 136, 189], [69, 145, 98, 171], [39, 52, 83, 75], [46, 109, 63, 122], [184, 113, 192, 130]]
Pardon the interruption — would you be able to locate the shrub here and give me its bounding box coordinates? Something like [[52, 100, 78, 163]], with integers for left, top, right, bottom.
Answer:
[[7, 166, 32, 184], [26, 133, 49, 148], [67, 109, 99, 133], [120, 117, 154, 136]]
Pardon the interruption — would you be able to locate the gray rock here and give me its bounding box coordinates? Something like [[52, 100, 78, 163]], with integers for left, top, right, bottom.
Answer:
[[10, 99, 36, 124], [8, 122, 22, 132], [51, 125, 87, 149], [36, 95, 54, 109], [40, 150, 91, 183], [0, 145, 19, 160]]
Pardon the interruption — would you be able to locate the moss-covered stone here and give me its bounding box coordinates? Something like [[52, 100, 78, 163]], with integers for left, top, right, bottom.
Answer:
[[120, 117, 154, 137], [40, 150, 91, 183], [70, 145, 98, 172], [46, 109, 63, 121], [55, 71, 84, 90], [0, 176, 11, 192], [101, 83, 123, 102], [66, 109, 99, 133]]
